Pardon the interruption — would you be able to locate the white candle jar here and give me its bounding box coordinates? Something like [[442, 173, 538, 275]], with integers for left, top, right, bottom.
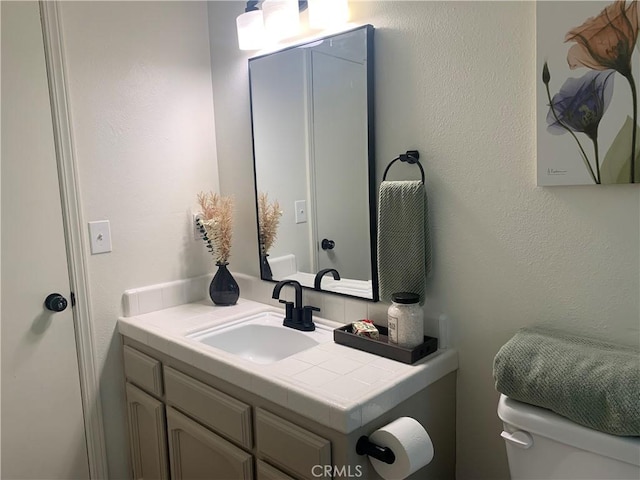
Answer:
[[387, 292, 424, 348]]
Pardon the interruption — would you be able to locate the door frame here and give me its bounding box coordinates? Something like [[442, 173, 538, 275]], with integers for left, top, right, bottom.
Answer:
[[39, 2, 108, 478]]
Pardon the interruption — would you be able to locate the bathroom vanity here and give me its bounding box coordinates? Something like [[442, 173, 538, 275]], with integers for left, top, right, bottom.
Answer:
[[118, 299, 457, 480]]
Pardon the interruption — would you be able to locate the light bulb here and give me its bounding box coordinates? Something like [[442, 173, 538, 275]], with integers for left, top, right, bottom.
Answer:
[[236, 9, 266, 50], [262, 0, 301, 42]]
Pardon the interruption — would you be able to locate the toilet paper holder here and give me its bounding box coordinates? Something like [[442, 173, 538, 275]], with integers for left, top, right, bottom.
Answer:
[[356, 435, 396, 465]]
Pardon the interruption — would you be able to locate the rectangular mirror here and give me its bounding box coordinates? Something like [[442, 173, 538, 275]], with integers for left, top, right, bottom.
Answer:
[[249, 25, 377, 300]]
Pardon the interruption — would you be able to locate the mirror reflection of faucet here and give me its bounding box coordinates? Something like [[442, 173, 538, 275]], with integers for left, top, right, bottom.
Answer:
[[272, 280, 319, 331], [314, 268, 341, 291]]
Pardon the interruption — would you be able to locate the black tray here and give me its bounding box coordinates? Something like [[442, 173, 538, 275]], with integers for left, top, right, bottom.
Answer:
[[334, 323, 438, 364]]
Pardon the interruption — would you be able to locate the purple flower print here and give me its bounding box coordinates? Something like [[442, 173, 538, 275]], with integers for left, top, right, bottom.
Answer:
[[545, 68, 615, 183], [547, 70, 615, 140]]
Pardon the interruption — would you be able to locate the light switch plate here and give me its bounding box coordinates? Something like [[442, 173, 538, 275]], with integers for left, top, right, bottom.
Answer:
[[88, 220, 112, 254], [294, 200, 307, 224]]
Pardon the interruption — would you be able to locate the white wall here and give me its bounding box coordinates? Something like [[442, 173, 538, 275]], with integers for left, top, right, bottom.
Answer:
[[59, 2, 219, 477], [208, 1, 261, 277], [209, 1, 640, 479]]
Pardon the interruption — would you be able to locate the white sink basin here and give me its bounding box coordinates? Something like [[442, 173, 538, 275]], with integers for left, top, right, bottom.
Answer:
[[186, 311, 333, 364]]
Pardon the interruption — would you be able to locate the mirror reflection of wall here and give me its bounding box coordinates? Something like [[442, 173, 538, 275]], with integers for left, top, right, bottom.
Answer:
[[250, 25, 377, 300]]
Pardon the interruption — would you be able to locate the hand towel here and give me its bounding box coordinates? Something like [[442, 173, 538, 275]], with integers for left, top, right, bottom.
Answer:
[[377, 180, 431, 304], [493, 326, 640, 436]]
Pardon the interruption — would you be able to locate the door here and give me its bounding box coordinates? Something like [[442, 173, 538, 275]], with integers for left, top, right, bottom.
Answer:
[[1, 2, 90, 478], [311, 49, 370, 281]]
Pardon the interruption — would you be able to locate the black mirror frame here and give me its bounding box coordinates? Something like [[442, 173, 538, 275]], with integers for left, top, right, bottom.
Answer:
[[248, 24, 378, 302]]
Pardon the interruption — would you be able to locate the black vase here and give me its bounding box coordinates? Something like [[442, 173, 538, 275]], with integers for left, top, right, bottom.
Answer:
[[260, 254, 273, 280], [209, 262, 239, 306]]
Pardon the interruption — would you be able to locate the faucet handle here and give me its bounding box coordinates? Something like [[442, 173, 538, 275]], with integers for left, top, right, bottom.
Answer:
[[279, 299, 294, 321], [301, 305, 320, 331]]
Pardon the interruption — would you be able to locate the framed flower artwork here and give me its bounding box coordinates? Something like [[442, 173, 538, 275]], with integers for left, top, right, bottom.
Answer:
[[537, 0, 639, 186]]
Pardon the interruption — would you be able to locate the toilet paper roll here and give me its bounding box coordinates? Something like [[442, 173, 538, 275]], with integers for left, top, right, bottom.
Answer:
[[368, 417, 434, 480]]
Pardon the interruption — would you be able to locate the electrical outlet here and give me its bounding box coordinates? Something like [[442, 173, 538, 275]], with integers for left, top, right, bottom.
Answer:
[[193, 213, 203, 241]]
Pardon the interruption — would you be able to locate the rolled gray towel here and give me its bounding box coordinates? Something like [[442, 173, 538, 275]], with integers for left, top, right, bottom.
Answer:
[[493, 327, 640, 436], [377, 180, 431, 304]]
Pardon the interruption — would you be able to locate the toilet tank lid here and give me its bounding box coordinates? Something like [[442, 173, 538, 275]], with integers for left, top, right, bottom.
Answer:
[[498, 395, 640, 467]]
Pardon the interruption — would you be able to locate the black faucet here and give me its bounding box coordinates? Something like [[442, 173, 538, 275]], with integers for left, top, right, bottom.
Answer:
[[314, 268, 341, 290], [272, 280, 319, 331]]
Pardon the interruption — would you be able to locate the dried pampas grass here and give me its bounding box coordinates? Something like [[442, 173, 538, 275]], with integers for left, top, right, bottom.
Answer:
[[196, 191, 234, 264], [258, 192, 282, 255]]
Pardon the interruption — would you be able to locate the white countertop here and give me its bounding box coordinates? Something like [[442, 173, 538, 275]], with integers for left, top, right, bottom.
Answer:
[[118, 298, 458, 433]]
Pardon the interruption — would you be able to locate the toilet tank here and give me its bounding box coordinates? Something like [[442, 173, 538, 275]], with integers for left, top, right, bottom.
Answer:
[[498, 395, 640, 480]]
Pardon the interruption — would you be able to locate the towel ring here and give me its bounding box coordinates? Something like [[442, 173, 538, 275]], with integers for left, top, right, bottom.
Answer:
[[382, 150, 424, 183]]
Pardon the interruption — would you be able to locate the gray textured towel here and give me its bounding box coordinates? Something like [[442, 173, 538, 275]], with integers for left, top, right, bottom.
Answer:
[[377, 180, 431, 304], [494, 327, 640, 436]]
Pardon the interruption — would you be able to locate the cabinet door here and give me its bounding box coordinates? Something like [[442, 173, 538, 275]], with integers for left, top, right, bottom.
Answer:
[[256, 460, 296, 480], [125, 383, 169, 480], [167, 407, 253, 480], [256, 408, 331, 480]]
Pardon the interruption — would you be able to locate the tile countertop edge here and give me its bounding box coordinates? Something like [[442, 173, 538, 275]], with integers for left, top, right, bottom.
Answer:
[[117, 300, 458, 434]]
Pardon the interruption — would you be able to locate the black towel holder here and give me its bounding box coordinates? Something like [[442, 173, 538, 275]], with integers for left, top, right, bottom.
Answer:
[[382, 150, 424, 183]]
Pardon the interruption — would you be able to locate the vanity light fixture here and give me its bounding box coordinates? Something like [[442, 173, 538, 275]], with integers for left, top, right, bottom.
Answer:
[[262, 0, 302, 42], [237, 1, 312, 50], [236, 1, 266, 50], [308, 0, 349, 30]]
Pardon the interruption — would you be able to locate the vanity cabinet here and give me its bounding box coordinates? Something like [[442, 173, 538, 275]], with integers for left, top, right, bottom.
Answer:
[[123, 342, 332, 480], [121, 337, 456, 480]]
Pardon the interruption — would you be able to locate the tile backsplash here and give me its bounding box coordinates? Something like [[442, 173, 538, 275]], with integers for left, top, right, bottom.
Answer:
[[122, 272, 385, 325], [122, 274, 212, 317], [121, 272, 447, 345]]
